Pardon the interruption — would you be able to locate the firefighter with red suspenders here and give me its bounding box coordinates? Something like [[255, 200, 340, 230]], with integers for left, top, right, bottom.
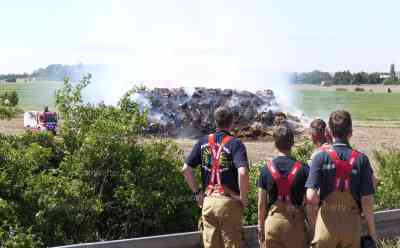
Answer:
[[182, 106, 249, 248], [306, 110, 378, 248], [258, 126, 311, 248]]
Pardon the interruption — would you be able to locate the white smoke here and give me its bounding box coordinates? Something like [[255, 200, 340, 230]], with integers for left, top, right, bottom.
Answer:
[[78, 0, 302, 116]]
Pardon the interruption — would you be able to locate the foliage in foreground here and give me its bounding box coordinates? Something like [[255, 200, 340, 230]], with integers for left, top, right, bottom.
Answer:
[[0, 90, 22, 120], [374, 149, 400, 210], [0, 76, 197, 247]]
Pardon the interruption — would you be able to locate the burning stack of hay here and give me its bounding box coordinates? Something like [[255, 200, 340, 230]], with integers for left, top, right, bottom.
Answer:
[[132, 87, 305, 139]]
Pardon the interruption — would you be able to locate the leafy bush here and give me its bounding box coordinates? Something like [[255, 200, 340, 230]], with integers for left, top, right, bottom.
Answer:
[[374, 149, 400, 210], [336, 88, 348, 92], [0, 76, 197, 247], [354, 87, 365, 92], [0, 91, 22, 120]]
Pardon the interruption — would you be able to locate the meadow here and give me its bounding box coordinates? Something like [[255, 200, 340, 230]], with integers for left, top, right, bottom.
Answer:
[[294, 90, 400, 122], [1, 81, 400, 123], [0, 81, 63, 110]]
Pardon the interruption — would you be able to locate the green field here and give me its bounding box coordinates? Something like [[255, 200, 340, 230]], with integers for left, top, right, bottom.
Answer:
[[294, 90, 400, 122], [1, 82, 400, 122], [0, 81, 63, 110]]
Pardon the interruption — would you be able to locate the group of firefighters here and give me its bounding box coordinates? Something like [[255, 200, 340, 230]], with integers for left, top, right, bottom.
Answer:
[[182, 107, 378, 248]]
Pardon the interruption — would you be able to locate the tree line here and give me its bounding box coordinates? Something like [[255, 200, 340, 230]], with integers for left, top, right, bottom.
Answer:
[[291, 69, 400, 85], [0, 64, 104, 82]]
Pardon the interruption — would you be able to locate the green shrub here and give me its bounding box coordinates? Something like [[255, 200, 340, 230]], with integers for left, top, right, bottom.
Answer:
[[336, 88, 348, 92], [374, 149, 400, 210], [354, 87, 365, 92], [0, 91, 22, 120], [0, 76, 197, 247]]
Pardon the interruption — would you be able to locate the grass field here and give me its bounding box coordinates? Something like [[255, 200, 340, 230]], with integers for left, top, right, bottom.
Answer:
[[1, 82, 400, 123], [0, 81, 63, 110], [294, 90, 400, 122]]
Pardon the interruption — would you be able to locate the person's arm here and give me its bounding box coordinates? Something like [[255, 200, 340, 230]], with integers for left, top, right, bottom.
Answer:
[[232, 140, 250, 207], [182, 163, 203, 208], [360, 155, 378, 243], [306, 188, 319, 235], [182, 140, 203, 207], [362, 195, 377, 242], [238, 166, 249, 207], [305, 153, 323, 237], [258, 188, 267, 247]]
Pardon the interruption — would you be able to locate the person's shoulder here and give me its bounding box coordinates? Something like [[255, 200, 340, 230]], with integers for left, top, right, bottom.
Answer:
[[227, 135, 246, 149], [229, 135, 244, 144], [196, 135, 210, 146], [259, 164, 271, 177], [313, 149, 329, 160], [354, 149, 370, 164]]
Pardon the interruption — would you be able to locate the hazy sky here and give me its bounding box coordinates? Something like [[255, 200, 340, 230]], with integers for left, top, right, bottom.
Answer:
[[1, 0, 399, 78]]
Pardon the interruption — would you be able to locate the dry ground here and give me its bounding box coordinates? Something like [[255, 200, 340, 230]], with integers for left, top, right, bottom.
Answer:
[[178, 125, 400, 169], [2, 116, 400, 170]]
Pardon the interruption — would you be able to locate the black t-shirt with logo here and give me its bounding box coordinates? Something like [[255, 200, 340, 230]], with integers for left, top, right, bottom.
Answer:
[[258, 156, 309, 207], [185, 130, 249, 194], [305, 141, 375, 207]]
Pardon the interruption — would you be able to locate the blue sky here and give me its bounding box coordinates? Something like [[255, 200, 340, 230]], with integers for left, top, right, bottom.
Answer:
[[1, 0, 399, 79]]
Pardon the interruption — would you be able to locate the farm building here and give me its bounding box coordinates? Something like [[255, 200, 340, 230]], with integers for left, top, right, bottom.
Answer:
[[321, 81, 333, 87]]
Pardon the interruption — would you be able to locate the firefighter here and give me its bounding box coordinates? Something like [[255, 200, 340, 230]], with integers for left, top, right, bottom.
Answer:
[[258, 126, 310, 248], [309, 118, 332, 152], [182, 106, 249, 248], [306, 110, 378, 248]]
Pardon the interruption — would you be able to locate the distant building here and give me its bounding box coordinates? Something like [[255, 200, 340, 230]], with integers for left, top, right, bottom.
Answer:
[[390, 64, 396, 79], [379, 73, 390, 79], [321, 81, 333, 87]]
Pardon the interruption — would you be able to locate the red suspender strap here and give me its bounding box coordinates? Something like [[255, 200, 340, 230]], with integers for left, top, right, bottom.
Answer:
[[207, 134, 232, 194], [267, 161, 284, 201], [328, 149, 359, 191], [267, 160, 302, 203], [286, 161, 302, 202]]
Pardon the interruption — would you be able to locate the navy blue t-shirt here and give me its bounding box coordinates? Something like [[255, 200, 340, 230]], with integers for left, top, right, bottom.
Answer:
[[305, 141, 375, 206], [185, 130, 249, 194], [258, 156, 309, 207]]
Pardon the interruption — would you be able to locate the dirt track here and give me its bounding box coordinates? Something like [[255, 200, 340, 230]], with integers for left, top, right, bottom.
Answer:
[[2, 117, 399, 170]]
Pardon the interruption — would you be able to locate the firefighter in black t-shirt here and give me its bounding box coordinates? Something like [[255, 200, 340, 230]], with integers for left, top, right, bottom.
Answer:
[[182, 106, 250, 248], [258, 126, 310, 248], [306, 110, 377, 248]]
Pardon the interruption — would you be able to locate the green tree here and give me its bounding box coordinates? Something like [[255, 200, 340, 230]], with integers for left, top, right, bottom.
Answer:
[[333, 71, 353, 85]]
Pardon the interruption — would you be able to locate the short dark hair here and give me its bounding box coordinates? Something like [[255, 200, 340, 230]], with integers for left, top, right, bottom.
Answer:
[[329, 110, 352, 139], [310, 118, 326, 137], [275, 112, 287, 119], [273, 126, 294, 151], [214, 106, 233, 129]]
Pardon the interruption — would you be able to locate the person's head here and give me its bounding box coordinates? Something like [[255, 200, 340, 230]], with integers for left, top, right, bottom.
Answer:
[[274, 112, 287, 126], [44, 106, 49, 112], [214, 106, 234, 130], [273, 125, 294, 153], [310, 118, 328, 146], [329, 110, 352, 141]]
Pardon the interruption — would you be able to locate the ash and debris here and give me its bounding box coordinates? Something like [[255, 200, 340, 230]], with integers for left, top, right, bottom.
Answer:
[[133, 87, 306, 139]]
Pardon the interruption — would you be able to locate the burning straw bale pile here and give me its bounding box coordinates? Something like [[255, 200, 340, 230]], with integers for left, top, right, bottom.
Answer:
[[132, 87, 305, 139]]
